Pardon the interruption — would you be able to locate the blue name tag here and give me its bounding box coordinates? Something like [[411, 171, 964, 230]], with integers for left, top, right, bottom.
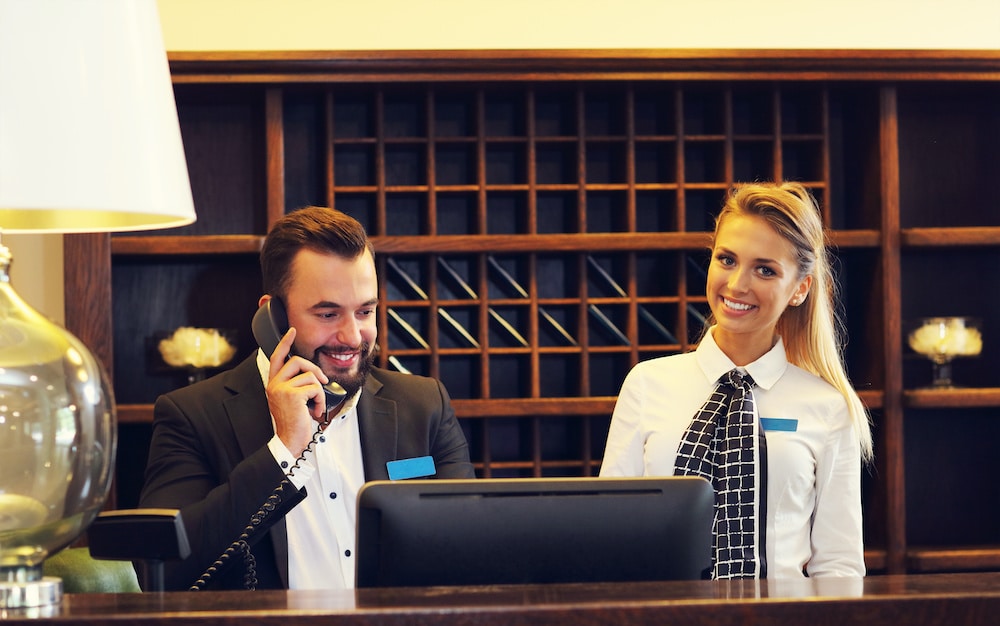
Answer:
[[761, 418, 798, 432], [387, 456, 436, 480]]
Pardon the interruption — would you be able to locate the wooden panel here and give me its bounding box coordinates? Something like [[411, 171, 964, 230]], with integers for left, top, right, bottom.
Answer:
[[903, 227, 1000, 246], [167, 49, 1000, 82], [908, 547, 1000, 573], [63, 233, 113, 375], [877, 86, 906, 574], [904, 388, 1000, 408]]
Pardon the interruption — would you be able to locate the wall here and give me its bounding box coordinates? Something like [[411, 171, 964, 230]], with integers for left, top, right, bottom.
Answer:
[[7, 233, 64, 325], [156, 0, 1000, 51]]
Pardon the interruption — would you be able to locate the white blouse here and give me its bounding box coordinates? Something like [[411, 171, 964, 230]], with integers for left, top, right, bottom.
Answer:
[[600, 329, 865, 578]]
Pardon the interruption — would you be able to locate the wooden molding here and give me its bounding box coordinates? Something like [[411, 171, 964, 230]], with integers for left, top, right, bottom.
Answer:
[[168, 49, 1000, 83]]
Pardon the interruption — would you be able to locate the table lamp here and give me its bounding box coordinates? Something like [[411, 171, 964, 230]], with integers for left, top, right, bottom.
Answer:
[[0, 0, 195, 609]]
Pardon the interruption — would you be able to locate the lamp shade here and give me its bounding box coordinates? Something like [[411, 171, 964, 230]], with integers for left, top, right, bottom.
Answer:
[[0, 0, 195, 232]]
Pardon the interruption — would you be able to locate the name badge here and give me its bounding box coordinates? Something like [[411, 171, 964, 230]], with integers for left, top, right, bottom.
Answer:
[[761, 418, 798, 432], [387, 456, 436, 480]]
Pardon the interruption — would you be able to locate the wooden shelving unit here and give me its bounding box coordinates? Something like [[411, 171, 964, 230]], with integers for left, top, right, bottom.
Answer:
[[63, 49, 1000, 576]]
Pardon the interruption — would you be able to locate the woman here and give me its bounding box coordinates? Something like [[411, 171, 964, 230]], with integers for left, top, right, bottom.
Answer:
[[600, 182, 872, 579]]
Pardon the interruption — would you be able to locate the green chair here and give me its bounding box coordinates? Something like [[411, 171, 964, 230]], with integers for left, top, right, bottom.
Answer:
[[42, 547, 141, 593]]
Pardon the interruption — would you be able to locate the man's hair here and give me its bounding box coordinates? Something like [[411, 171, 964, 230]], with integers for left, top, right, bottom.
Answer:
[[260, 206, 374, 300]]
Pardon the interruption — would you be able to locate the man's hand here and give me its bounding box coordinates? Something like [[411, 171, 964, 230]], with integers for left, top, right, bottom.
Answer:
[[265, 327, 331, 456]]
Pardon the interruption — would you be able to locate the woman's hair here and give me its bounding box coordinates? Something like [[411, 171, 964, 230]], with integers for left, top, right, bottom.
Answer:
[[710, 182, 873, 463], [260, 206, 374, 301]]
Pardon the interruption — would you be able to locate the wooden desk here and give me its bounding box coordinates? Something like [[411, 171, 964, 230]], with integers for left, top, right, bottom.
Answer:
[[3, 573, 998, 624]]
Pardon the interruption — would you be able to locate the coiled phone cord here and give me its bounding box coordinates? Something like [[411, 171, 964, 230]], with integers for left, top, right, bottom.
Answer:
[[189, 419, 328, 591]]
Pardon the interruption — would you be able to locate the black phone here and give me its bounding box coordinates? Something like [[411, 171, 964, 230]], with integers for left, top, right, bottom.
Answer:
[[251, 298, 347, 405]]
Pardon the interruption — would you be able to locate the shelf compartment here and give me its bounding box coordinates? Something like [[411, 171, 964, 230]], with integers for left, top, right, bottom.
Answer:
[[904, 407, 1000, 547]]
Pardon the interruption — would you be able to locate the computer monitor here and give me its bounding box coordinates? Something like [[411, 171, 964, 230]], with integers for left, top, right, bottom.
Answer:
[[355, 476, 713, 587]]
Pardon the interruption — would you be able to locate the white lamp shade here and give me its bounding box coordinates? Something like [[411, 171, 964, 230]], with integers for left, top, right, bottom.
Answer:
[[0, 0, 195, 233]]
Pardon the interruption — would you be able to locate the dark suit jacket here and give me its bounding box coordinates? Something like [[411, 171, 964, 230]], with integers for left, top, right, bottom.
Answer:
[[137, 354, 475, 591]]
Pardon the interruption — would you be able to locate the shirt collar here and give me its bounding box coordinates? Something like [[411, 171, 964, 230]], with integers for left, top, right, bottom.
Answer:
[[694, 327, 788, 391], [255, 348, 363, 418]]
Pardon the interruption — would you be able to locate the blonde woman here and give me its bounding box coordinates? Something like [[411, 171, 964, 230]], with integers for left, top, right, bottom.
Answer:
[[601, 182, 872, 579]]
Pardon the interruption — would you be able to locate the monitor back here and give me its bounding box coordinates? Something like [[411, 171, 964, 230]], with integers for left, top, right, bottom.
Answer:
[[355, 476, 714, 587]]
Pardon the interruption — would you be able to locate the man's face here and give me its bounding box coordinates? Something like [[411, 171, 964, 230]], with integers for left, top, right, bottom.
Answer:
[[284, 247, 378, 397]]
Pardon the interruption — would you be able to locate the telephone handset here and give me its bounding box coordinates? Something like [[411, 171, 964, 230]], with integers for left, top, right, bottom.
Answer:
[[251, 297, 347, 406]]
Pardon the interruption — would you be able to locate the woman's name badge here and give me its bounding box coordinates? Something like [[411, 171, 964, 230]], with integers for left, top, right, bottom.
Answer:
[[760, 418, 798, 432]]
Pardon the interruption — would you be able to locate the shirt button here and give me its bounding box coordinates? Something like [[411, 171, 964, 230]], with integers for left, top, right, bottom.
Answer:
[[280, 461, 288, 469], [319, 435, 326, 443], [344, 550, 351, 557], [329, 492, 337, 500]]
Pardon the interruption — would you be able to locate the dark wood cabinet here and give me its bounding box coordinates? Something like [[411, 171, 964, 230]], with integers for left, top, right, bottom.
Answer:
[[64, 49, 1000, 576]]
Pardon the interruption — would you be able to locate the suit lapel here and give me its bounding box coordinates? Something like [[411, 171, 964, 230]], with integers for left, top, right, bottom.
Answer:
[[222, 355, 273, 459], [220, 353, 293, 588], [358, 373, 397, 481]]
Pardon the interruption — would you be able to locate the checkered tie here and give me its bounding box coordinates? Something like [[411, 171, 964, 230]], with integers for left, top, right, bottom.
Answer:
[[674, 369, 767, 579]]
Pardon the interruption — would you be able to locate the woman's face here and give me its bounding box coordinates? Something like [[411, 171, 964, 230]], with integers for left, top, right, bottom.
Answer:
[[706, 213, 811, 361]]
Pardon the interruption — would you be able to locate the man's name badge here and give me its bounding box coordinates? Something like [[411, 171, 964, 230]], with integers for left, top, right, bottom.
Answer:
[[387, 456, 436, 480]]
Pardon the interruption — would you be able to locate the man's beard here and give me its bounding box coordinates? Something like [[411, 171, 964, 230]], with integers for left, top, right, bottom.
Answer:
[[313, 341, 375, 399]]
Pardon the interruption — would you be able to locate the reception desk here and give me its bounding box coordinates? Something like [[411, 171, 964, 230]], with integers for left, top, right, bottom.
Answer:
[[3, 573, 998, 624]]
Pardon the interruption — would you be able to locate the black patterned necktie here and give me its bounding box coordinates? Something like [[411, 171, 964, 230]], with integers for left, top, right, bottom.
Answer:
[[674, 369, 767, 579]]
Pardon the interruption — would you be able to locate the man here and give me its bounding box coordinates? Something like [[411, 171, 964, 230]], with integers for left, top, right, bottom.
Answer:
[[138, 206, 475, 591]]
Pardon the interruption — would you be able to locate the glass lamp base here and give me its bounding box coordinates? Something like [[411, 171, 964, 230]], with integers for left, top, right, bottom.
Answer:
[[0, 242, 115, 609], [0, 577, 62, 609]]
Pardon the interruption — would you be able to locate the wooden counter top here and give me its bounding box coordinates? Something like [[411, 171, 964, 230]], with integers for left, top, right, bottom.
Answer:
[[3, 573, 998, 624]]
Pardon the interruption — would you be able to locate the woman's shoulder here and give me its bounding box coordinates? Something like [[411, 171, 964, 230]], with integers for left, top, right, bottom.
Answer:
[[777, 362, 851, 417], [779, 362, 839, 394]]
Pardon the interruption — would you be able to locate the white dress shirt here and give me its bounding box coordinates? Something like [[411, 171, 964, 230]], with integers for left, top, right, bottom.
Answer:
[[600, 329, 865, 578], [257, 349, 366, 589]]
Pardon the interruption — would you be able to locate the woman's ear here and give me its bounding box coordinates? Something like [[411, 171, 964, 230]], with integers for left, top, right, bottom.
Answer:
[[789, 275, 813, 307]]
